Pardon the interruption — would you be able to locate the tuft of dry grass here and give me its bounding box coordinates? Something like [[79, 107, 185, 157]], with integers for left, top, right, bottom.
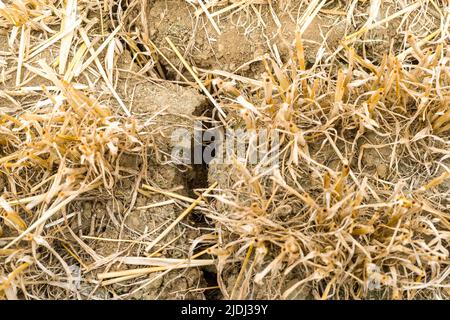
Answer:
[[0, 0, 449, 300], [199, 0, 450, 300]]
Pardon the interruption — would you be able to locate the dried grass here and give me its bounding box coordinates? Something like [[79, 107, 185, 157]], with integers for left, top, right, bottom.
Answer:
[[0, 0, 210, 299], [199, 0, 450, 300], [0, 0, 449, 300]]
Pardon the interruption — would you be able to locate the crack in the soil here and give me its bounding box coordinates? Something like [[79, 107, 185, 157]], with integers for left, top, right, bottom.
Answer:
[[185, 104, 223, 300]]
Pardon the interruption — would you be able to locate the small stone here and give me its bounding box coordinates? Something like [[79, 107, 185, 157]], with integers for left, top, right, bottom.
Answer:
[[377, 163, 389, 179]]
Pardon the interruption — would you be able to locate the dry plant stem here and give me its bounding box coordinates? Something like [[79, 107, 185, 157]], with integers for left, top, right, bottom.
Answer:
[[230, 243, 254, 299], [98, 245, 216, 285], [197, 0, 222, 35], [97, 259, 214, 280], [146, 38, 192, 84], [145, 182, 218, 252], [78, 26, 130, 116], [142, 184, 198, 203]]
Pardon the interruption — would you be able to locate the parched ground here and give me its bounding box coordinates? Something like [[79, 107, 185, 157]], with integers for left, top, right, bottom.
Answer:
[[0, 0, 449, 300]]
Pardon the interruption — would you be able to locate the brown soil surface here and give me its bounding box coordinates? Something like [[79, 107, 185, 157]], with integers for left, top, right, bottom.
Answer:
[[147, 0, 346, 79]]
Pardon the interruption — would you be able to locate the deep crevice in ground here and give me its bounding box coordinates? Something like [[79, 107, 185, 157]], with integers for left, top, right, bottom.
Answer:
[[186, 103, 223, 300]]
